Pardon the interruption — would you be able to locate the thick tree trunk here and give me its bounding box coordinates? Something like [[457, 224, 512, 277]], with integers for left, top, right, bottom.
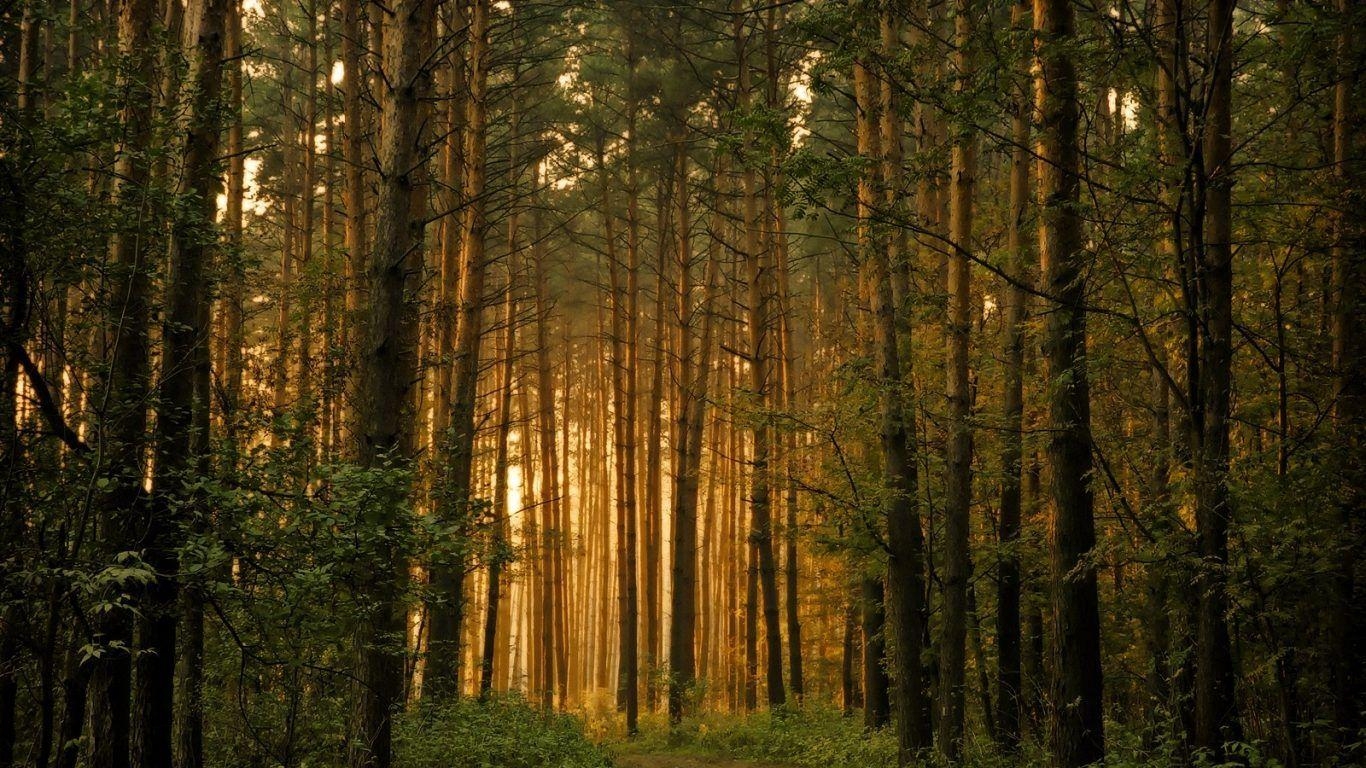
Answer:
[[349, 1, 434, 766], [149, 3, 228, 768], [90, 0, 158, 764], [1035, 0, 1105, 759], [1331, 0, 1365, 752]]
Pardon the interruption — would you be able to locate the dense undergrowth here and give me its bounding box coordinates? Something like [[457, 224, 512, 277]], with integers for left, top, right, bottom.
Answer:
[[397, 696, 611, 768], [610, 707, 1293, 768]]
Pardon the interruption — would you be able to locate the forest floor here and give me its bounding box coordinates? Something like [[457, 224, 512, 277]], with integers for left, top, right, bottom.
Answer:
[[614, 754, 792, 768]]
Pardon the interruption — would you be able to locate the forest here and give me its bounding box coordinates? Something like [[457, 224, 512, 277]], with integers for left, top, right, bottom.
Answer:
[[0, 0, 1362, 766]]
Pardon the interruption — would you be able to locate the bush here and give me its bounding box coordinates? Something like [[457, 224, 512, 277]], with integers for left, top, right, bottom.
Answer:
[[396, 695, 612, 768], [616, 707, 900, 768]]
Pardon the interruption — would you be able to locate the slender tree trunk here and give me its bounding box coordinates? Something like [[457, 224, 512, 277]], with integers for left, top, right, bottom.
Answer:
[[996, 0, 1031, 750], [644, 168, 670, 711], [221, 0, 245, 427], [937, 0, 977, 756], [427, 0, 489, 698], [870, 12, 931, 756], [667, 132, 720, 724], [479, 229, 516, 701], [1192, 0, 1241, 751], [534, 200, 562, 710], [852, 55, 891, 732], [735, 7, 785, 709], [340, 0, 369, 447]]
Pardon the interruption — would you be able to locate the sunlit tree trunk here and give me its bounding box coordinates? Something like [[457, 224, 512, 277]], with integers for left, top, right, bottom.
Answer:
[[852, 56, 891, 732], [534, 198, 562, 710], [480, 168, 518, 702], [644, 166, 670, 711], [428, 0, 488, 698], [668, 128, 720, 724]]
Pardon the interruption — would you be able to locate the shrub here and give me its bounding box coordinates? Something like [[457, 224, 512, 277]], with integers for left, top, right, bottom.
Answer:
[[396, 695, 612, 768]]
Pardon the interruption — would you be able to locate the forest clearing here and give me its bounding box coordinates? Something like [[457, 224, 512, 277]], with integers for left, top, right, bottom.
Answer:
[[0, 0, 1363, 766]]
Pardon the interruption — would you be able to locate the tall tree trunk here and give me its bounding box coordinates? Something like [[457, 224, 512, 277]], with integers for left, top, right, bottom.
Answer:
[[736, 5, 785, 709], [427, 0, 489, 698], [996, 0, 1031, 750], [340, 0, 369, 447], [870, 10, 931, 758], [1035, 0, 1105, 758], [479, 212, 516, 702], [667, 131, 720, 724], [1331, 0, 1365, 753], [90, 0, 158, 764], [937, 0, 977, 757], [852, 55, 890, 732], [644, 167, 670, 711], [151, 4, 228, 768], [348, 1, 434, 766], [534, 201, 562, 710], [1193, 0, 1241, 751], [221, 0, 245, 427], [602, 114, 641, 731]]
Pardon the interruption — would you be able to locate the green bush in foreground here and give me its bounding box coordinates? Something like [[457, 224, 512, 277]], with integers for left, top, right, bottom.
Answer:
[[397, 695, 611, 768]]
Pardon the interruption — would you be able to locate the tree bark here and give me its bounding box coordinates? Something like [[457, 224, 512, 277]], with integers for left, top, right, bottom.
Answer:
[[1035, 0, 1105, 758], [1192, 0, 1241, 751], [853, 55, 890, 732], [428, 0, 489, 698], [937, 0, 977, 757], [349, 0, 434, 766], [996, 0, 1030, 750], [90, 0, 158, 764], [150, 3, 228, 768], [1331, 0, 1365, 753], [735, 5, 785, 709]]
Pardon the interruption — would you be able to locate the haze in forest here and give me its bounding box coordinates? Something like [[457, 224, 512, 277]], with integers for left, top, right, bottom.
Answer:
[[0, 1, 1362, 768]]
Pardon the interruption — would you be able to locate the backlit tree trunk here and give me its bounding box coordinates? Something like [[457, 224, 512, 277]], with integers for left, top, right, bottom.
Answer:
[[349, 1, 434, 766]]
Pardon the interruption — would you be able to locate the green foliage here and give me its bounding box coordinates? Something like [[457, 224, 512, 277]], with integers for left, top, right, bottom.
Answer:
[[621, 709, 1305, 768], [396, 697, 611, 768]]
